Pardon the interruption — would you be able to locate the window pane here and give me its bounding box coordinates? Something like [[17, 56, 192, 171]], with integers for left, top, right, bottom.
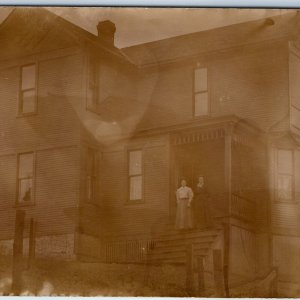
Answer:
[[130, 176, 142, 200], [19, 153, 34, 178], [278, 150, 293, 174], [18, 178, 32, 202], [87, 176, 96, 201], [129, 150, 142, 175], [277, 175, 292, 201], [194, 92, 209, 116], [87, 149, 96, 174], [194, 68, 207, 92], [21, 65, 36, 90], [21, 90, 36, 113]]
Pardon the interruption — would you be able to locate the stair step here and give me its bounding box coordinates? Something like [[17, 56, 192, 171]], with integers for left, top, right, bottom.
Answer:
[[154, 232, 219, 243], [150, 248, 209, 260], [154, 241, 212, 252], [157, 227, 220, 236], [154, 236, 215, 247]]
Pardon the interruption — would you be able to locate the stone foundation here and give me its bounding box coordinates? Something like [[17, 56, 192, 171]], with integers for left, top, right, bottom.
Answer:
[[0, 233, 75, 259]]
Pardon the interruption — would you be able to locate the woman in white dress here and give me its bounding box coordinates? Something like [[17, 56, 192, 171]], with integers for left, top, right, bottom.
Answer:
[[175, 179, 194, 229]]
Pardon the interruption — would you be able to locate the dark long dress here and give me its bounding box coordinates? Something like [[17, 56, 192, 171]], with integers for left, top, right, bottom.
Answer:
[[193, 185, 212, 228]]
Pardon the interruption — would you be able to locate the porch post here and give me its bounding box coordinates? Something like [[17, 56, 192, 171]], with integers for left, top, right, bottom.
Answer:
[[168, 134, 176, 223], [223, 122, 234, 297]]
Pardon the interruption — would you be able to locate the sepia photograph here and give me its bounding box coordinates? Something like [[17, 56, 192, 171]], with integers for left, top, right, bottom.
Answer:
[[0, 6, 299, 297]]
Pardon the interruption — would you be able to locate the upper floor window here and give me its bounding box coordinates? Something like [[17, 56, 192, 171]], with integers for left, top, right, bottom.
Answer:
[[19, 64, 37, 115], [17, 152, 35, 205], [86, 148, 98, 203], [194, 67, 209, 117], [87, 55, 99, 110], [276, 149, 294, 202], [128, 150, 143, 202]]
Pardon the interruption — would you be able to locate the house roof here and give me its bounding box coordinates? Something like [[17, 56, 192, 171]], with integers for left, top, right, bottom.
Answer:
[[122, 11, 300, 66], [0, 7, 134, 65]]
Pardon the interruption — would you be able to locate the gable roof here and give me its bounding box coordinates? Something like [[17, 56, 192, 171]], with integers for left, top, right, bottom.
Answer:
[[0, 7, 134, 64], [122, 11, 300, 66]]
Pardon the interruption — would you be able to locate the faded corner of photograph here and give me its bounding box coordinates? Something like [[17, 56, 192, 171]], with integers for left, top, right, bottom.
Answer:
[[0, 6, 299, 297]]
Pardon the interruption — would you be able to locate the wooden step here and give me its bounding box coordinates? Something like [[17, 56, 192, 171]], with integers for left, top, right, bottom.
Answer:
[[154, 236, 215, 248], [154, 241, 212, 252], [154, 229, 220, 242], [149, 247, 209, 260]]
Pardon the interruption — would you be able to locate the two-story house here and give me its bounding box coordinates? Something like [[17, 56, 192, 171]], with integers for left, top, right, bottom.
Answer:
[[0, 7, 136, 258], [0, 7, 300, 297]]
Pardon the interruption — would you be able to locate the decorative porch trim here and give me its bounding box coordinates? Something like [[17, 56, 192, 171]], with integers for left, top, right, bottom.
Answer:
[[171, 128, 225, 145]]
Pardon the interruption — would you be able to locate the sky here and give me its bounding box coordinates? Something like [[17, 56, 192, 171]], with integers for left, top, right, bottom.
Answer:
[[0, 7, 294, 48]]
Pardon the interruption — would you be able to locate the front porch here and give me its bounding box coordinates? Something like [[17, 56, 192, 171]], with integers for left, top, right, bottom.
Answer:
[[158, 116, 271, 290], [76, 115, 272, 295]]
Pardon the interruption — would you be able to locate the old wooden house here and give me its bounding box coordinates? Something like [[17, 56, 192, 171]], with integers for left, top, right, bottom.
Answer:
[[0, 7, 300, 296]]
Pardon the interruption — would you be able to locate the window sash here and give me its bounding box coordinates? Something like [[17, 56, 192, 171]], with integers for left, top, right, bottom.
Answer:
[[19, 64, 37, 115], [129, 150, 142, 176], [18, 178, 33, 203], [277, 149, 293, 175], [86, 148, 98, 201], [194, 91, 209, 116], [17, 152, 34, 204], [87, 56, 99, 108], [194, 68, 207, 93], [129, 175, 143, 201], [193, 67, 209, 117], [128, 150, 143, 201], [276, 149, 295, 202], [21, 64, 36, 90], [87, 175, 97, 202], [277, 174, 293, 201]]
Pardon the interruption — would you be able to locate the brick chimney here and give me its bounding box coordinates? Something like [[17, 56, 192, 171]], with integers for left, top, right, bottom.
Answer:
[[97, 20, 116, 46]]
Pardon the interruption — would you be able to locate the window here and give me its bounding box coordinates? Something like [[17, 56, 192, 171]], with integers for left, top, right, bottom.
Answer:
[[17, 152, 34, 205], [128, 150, 143, 201], [86, 148, 98, 203], [87, 55, 99, 110], [19, 64, 37, 115], [194, 67, 209, 117], [276, 149, 294, 202]]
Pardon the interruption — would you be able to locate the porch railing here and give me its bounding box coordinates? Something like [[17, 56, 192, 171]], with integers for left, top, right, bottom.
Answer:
[[103, 239, 156, 264], [230, 193, 256, 223]]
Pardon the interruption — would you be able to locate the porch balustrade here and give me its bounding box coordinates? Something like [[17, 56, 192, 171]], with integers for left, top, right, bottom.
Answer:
[[230, 193, 256, 224]]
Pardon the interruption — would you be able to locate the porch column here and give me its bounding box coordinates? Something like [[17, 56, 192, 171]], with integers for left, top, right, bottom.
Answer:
[[224, 123, 234, 215], [223, 122, 234, 297]]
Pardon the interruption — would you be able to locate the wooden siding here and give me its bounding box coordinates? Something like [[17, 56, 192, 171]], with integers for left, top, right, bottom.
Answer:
[[273, 235, 300, 282], [271, 149, 300, 233], [0, 145, 80, 240], [0, 52, 84, 155], [136, 41, 289, 133], [232, 139, 269, 230], [0, 48, 85, 240], [289, 46, 300, 133], [98, 135, 170, 238]]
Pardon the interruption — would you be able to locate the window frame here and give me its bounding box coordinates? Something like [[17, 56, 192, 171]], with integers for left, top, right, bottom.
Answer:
[[86, 147, 99, 204], [18, 63, 38, 117], [86, 54, 100, 112], [127, 149, 144, 204], [16, 151, 36, 207], [275, 148, 295, 203], [193, 66, 210, 118]]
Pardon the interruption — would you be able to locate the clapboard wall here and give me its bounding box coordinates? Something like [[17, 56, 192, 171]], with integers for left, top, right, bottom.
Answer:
[[133, 40, 289, 133], [0, 49, 84, 242]]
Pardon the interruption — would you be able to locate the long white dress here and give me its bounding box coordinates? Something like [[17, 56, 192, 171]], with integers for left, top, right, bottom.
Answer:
[[175, 186, 194, 229]]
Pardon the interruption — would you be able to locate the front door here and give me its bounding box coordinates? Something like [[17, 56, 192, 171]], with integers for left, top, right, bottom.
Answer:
[[170, 144, 203, 221]]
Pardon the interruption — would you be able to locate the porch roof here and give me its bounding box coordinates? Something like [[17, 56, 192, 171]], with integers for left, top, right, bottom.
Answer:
[[100, 114, 265, 147]]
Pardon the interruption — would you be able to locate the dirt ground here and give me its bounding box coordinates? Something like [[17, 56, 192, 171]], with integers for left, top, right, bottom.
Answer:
[[0, 255, 188, 296]]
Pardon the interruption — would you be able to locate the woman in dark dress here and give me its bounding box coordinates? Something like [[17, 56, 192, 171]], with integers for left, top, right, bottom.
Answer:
[[194, 176, 213, 229]]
